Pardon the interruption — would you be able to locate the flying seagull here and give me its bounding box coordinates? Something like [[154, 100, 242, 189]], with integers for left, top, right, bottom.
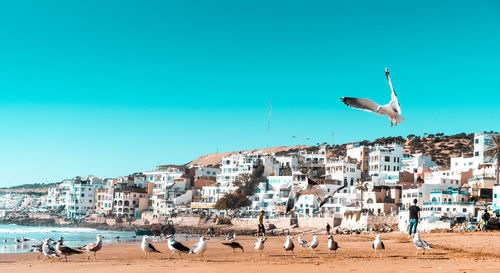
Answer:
[[283, 235, 295, 258], [221, 242, 244, 253], [254, 237, 267, 257], [190, 236, 208, 261], [225, 233, 237, 241], [167, 234, 190, 260], [327, 234, 339, 257], [297, 236, 308, 250], [141, 235, 161, 259], [413, 233, 432, 255], [56, 239, 82, 262], [292, 136, 310, 141], [286, 177, 346, 213], [341, 68, 404, 127], [80, 234, 103, 260], [372, 234, 385, 257]]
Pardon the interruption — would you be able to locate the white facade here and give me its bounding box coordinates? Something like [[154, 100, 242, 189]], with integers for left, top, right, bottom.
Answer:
[[401, 184, 445, 208], [421, 188, 474, 219], [368, 143, 403, 176], [65, 177, 105, 218], [493, 185, 500, 210], [217, 154, 277, 186], [194, 167, 220, 179], [474, 133, 494, 164], [325, 157, 361, 194], [401, 153, 437, 173]]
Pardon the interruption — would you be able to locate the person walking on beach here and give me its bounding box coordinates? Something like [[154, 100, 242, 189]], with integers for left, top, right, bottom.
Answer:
[[481, 209, 490, 232], [257, 210, 265, 237], [408, 199, 420, 238], [326, 223, 331, 234]]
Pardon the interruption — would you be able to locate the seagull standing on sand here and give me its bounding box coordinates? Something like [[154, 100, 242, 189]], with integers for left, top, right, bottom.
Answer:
[[167, 235, 190, 260], [80, 234, 103, 260], [190, 236, 208, 261], [308, 235, 319, 254], [286, 177, 346, 213], [413, 233, 432, 255], [141, 235, 161, 259], [283, 235, 295, 258], [221, 241, 244, 253], [341, 68, 404, 127], [42, 238, 59, 261], [56, 239, 82, 262], [327, 235, 339, 257], [372, 234, 385, 257], [254, 237, 267, 257]]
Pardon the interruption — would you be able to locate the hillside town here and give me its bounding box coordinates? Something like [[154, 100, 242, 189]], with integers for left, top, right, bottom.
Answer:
[[1, 132, 499, 232]]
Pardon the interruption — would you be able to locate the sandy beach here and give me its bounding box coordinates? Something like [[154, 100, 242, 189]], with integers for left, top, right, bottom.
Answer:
[[1, 232, 499, 273]]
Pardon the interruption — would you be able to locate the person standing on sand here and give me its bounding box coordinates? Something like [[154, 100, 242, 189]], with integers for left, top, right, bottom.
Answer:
[[481, 209, 490, 232], [326, 223, 331, 234], [408, 199, 420, 238], [257, 210, 266, 237]]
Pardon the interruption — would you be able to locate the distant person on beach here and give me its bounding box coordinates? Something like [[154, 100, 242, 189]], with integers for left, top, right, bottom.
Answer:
[[481, 210, 490, 232], [326, 223, 331, 234], [408, 199, 420, 238], [257, 210, 265, 236]]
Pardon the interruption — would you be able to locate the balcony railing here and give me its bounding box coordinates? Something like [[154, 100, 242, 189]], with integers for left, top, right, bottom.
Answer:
[[423, 201, 474, 206]]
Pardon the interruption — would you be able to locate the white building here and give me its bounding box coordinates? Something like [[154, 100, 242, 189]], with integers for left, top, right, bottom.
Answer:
[[65, 177, 105, 219], [493, 185, 500, 211], [474, 133, 495, 164], [401, 184, 445, 208], [325, 157, 361, 194], [217, 153, 277, 186], [401, 153, 437, 173], [368, 143, 403, 176], [421, 188, 474, 219]]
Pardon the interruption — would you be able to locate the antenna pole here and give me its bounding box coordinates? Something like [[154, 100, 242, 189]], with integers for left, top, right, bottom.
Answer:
[[267, 100, 272, 148]]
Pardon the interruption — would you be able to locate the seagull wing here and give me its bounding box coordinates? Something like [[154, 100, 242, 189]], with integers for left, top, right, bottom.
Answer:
[[285, 186, 300, 213], [148, 242, 161, 253], [61, 245, 82, 254], [386, 68, 402, 114], [172, 241, 190, 252], [341, 97, 383, 115], [319, 183, 347, 207]]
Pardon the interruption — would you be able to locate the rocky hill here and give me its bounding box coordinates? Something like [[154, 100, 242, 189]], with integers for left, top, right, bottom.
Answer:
[[190, 132, 486, 168]]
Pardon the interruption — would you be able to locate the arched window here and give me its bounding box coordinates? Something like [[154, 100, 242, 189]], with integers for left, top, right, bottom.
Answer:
[[432, 197, 437, 202], [367, 198, 374, 204], [124, 201, 130, 206]]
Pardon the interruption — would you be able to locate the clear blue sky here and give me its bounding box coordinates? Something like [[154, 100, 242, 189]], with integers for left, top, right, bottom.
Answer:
[[1, 1, 499, 186]]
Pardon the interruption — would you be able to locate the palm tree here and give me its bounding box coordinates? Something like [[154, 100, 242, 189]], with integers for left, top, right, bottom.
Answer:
[[484, 134, 500, 185], [355, 180, 368, 209]]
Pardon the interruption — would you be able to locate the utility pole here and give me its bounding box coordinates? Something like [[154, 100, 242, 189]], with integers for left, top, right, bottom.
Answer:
[[267, 100, 271, 148], [331, 132, 334, 146]]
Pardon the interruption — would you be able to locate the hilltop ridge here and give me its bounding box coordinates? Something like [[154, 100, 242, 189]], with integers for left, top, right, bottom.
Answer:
[[189, 132, 485, 168]]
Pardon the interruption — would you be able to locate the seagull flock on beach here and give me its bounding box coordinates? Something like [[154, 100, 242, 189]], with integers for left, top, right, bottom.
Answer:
[[20, 230, 433, 262]]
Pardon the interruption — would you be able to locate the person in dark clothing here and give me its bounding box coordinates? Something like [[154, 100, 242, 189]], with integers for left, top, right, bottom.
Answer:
[[257, 210, 265, 236], [326, 223, 331, 235], [481, 210, 490, 232], [408, 199, 420, 238]]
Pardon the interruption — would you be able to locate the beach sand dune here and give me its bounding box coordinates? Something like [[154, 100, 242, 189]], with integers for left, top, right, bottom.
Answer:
[[1, 232, 499, 272]]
